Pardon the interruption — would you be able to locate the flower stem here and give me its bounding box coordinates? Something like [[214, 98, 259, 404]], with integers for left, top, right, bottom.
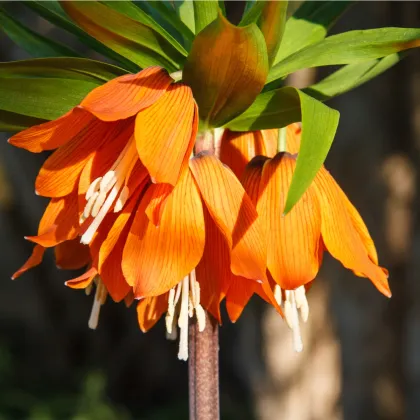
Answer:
[[188, 312, 220, 420]]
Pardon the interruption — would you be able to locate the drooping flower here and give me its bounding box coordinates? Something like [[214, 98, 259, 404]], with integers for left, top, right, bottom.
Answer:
[[228, 151, 390, 352]]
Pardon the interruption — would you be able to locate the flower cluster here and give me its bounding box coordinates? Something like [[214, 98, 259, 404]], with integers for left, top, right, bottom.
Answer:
[[10, 67, 390, 359]]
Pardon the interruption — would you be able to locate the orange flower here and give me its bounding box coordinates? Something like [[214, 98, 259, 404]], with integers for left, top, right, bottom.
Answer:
[[219, 123, 389, 352], [219, 123, 301, 178], [9, 66, 198, 326], [230, 152, 390, 351], [130, 153, 279, 360]]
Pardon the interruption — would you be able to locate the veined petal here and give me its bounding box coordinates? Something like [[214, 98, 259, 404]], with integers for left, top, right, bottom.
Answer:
[[123, 169, 205, 298], [286, 123, 301, 154], [137, 295, 168, 333], [135, 84, 197, 186], [145, 183, 173, 226], [8, 107, 93, 153], [219, 130, 271, 179], [35, 119, 124, 197], [26, 191, 79, 247], [314, 166, 390, 297], [55, 238, 90, 270], [195, 207, 231, 323], [259, 153, 322, 290], [190, 153, 266, 281], [11, 245, 45, 280], [225, 275, 264, 323], [81, 67, 173, 121], [65, 267, 97, 289], [260, 129, 279, 158]]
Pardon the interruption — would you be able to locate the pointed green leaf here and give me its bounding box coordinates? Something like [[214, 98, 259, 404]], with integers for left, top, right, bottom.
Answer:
[[101, 1, 188, 57], [183, 12, 269, 127], [61, 1, 186, 71], [23, 1, 138, 72], [193, 0, 219, 34], [0, 58, 127, 83], [0, 110, 46, 132], [174, 0, 195, 34], [226, 87, 340, 213], [268, 27, 420, 83], [0, 77, 100, 120], [304, 52, 407, 101], [226, 87, 301, 131], [0, 7, 79, 58], [283, 90, 339, 214], [137, 1, 194, 49], [274, 1, 354, 64]]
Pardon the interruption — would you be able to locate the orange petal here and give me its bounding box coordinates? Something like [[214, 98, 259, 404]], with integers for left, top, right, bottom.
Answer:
[[314, 166, 390, 297], [8, 107, 93, 153], [137, 295, 168, 333], [55, 239, 91, 270], [195, 207, 231, 323], [258, 153, 323, 290], [98, 189, 141, 271], [65, 267, 97, 289], [26, 192, 79, 247], [135, 83, 197, 186], [225, 275, 262, 323], [123, 169, 205, 298], [286, 123, 301, 154], [99, 235, 131, 302], [35, 119, 123, 197], [189, 153, 266, 282], [219, 130, 272, 179], [260, 129, 279, 157], [81, 67, 173, 121], [144, 183, 173, 226], [12, 245, 45, 279]]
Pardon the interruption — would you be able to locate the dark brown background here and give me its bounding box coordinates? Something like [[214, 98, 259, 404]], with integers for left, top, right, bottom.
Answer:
[[0, 2, 419, 419]]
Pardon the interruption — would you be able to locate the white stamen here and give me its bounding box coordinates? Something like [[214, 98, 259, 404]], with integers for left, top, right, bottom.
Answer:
[[91, 191, 107, 218], [164, 271, 206, 361], [100, 171, 117, 194], [283, 289, 304, 353], [274, 284, 282, 305], [178, 276, 190, 361], [86, 177, 102, 200], [114, 185, 129, 212], [88, 278, 107, 330], [83, 191, 99, 219]]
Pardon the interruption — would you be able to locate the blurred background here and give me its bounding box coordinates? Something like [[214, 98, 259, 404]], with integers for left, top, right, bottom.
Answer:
[[1, 1, 420, 419]]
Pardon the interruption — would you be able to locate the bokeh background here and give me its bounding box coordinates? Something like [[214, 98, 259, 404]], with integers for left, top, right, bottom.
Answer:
[[1, 1, 420, 419]]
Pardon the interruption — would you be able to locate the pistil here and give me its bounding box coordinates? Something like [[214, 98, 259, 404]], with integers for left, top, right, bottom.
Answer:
[[88, 276, 108, 330]]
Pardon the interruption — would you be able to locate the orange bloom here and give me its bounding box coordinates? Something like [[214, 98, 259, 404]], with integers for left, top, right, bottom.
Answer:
[[219, 124, 389, 352], [9, 66, 198, 325]]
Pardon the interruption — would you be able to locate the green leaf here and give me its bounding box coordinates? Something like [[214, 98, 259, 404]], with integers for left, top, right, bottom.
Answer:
[[0, 77, 101, 120], [304, 52, 407, 101], [274, 1, 354, 64], [23, 1, 139, 72], [193, 0, 219, 34], [61, 1, 185, 71], [0, 7, 79, 58], [183, 11, 269, 127], [174, 0, 195, 34], [228, 88, 339, 213], [0, 58, 127, 83], [226, 87, 300, 131], [136, 1, 194, 49], [0, 110, 46, 132], [101, 1, 188, 57], [268, 27, 420, 83], [283, 90, 339, 214]]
